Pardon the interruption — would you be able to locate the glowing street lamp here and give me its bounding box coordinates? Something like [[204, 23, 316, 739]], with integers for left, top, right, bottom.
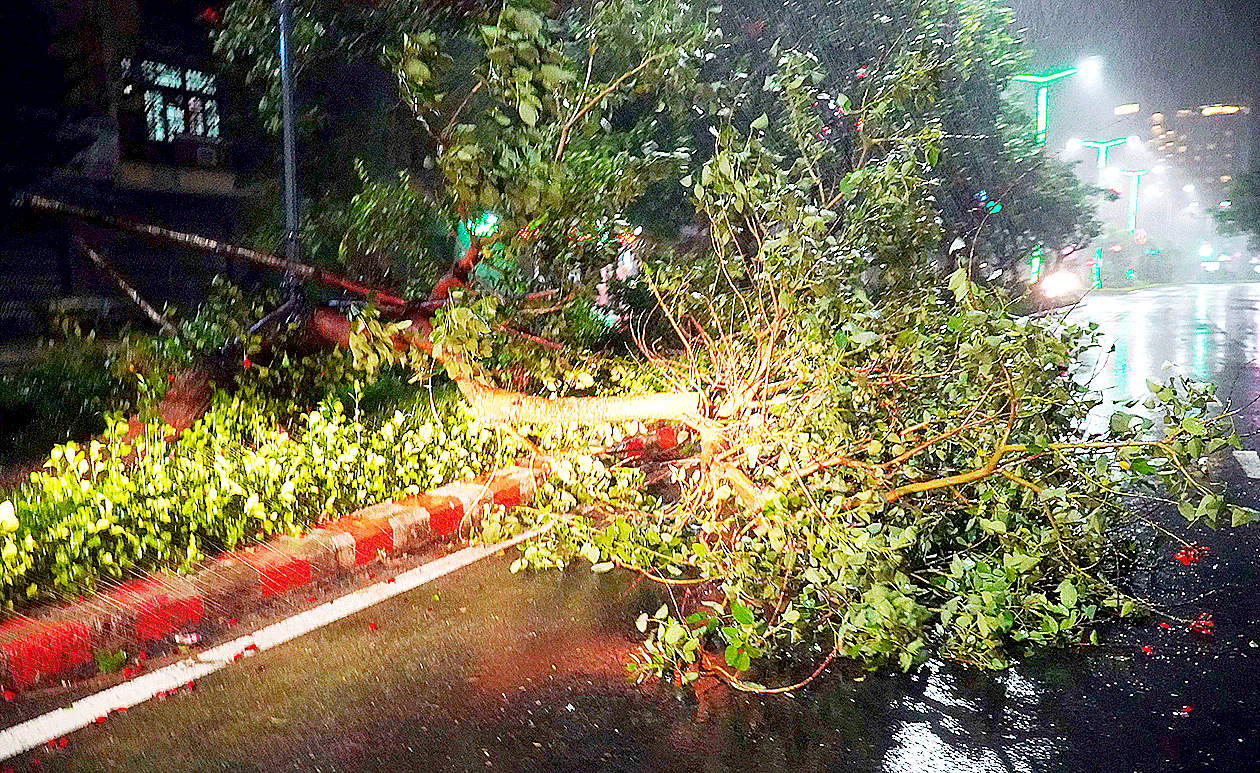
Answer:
[[1013, 67, 1078, 146], [1120, 169, 1149, 234], [1080, 138, 1128, 175]]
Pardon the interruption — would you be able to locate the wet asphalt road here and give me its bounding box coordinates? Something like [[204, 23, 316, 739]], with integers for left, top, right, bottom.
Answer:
[[11, 283, 1260, 773]]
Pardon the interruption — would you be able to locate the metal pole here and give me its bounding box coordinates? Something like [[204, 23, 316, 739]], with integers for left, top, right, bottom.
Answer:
[[277, 0, 301, 295], [1035, 86, 1048, 147]]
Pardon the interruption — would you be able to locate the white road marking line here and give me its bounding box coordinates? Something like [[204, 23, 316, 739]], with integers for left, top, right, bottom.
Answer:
[[1233, 450, 1260, 479], [0, 526, 549, 762]]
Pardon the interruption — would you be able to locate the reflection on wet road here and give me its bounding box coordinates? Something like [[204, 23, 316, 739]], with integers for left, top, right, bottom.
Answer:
[[23, 284, 1260, 773], [1071, 284, 1260, 409]]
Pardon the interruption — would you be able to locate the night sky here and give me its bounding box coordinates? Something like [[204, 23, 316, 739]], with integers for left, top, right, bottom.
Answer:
[[1007, 0, 1259, 157]]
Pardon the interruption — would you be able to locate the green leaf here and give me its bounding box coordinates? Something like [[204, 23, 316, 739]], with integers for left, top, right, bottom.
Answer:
[[1232, 506, 1256, 527], [1058, 579, 1078, 608], [978, 518, 1007, 535], [1181, 417, 1206, 436], [518, 101, 538, 127], [730, 600, 754, 626], [664, 622, 684, 644], [750, 113, 769, 130]]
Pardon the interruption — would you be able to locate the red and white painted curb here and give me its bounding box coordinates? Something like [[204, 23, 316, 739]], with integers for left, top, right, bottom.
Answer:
[[0, 463, 544, 697], [0, 525, 550, 762]]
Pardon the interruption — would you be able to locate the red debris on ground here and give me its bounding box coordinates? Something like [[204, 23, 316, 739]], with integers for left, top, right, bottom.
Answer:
[[1190, 613, 1214, 635], [1160, 622, 1170, 629], [3, 689, 14, 701], [368, 621, 378, 632], [1141, 645, 1153, 654], [1174, 544, 1209, 565], [387, 577, 396, 584], [93, 716, 106, 724], [226, 617, 237, 627], [57, 738, 67, 748]]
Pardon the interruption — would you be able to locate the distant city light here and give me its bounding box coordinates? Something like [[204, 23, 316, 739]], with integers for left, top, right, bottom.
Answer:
[[1125, 135, 1142, 147], [1220, 200, 1233, 209], [1113, 103, 1140, 116], [1183, 184, 1196, 193], [1203, 262, 1220, 272], [1199, 243, 1213, 258], [1201, 105, 1244, 116], [1152, 165, 1166, 174], [1040, 270, 1083, 299], [1065, 137, 1082, 152]]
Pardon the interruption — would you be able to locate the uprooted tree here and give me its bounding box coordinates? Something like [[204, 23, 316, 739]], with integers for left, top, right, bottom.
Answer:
[[216, 0, 1259, 680], [3, 0, 1245, 685]]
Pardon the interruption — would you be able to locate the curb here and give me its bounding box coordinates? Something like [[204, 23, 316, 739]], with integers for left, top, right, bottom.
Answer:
[[0, 463, 546, 695]]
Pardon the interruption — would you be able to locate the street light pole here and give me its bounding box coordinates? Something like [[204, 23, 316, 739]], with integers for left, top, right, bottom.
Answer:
[[277, 0, 301, 298], [1080, 138, 1127, 178], [1120, 169, 1149, 234], [1012, 67, 1078, 146]]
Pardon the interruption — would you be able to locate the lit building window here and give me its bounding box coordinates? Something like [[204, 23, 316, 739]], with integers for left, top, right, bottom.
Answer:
[[1222, 175, 1232, 183], [127, 58, 221, 143]]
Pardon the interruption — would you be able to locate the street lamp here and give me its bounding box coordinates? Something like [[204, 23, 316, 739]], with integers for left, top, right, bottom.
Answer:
[[1120, 169, 1149, 234], [1013, 67, 1078, 146], [1081, 138, 1128, 176]]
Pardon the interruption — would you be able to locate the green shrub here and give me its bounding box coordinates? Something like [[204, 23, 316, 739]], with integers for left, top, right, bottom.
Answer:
[[0, 369, 542, 609]]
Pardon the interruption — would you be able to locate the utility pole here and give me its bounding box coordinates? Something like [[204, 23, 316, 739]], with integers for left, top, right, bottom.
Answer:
[[277, 0, 302, 302]]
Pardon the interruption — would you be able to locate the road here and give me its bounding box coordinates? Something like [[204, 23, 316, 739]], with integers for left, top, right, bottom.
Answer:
[[10, 283, 1260, 773]]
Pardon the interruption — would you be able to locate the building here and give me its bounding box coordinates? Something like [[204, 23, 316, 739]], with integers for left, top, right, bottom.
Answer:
[[1147, 104, 1253, 205], [1, 0, 256, 342]]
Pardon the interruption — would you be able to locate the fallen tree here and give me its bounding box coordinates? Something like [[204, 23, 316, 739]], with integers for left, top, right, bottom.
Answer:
[[2, 0, 1249, 686]]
